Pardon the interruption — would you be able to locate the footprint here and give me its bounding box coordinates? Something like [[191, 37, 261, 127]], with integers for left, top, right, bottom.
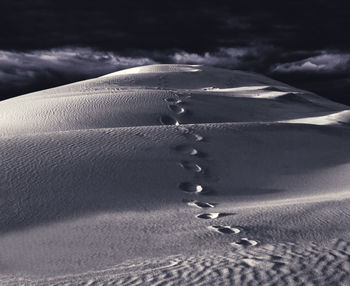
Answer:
[[174, 145, 200, 156], [164, 98, 184, 105], [208, 225, 240, 234], [178, 161, 202, 173], [179, 182, 205, 194], [175, 93, 192, 100], [180, 131, 204, 142], [196, 213, 221, 219], [159, 115, 179, 126], [192, 133, 204, 142], [176, 127, 204, 142], [164, 98, 179, 103], [168, 104, 186, 114], [196, 212, 233, 219], [182, 199, 215, 209], [177, 126, 191, 134], [231, 238, 258, 247]]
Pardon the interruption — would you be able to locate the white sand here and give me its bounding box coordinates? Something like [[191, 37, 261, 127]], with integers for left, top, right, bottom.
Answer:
[[0, 64, 349, 285]]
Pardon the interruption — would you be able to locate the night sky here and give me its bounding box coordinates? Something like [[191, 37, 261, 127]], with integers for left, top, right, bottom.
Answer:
[[1, 0, 350, 105]]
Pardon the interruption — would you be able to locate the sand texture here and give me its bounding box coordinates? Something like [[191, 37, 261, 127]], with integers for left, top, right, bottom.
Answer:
[[0, 64, 349, 285]]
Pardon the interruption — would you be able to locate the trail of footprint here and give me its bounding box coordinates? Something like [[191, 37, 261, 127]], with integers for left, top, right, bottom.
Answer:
[[208, 225, 241, 234], [182, 199, 215, 209], [179, 182, 205, 194], [166, 90, 254, 247], [159, 115, 179, 126], [178, 161, 203, 173], [231, 238, 258, 247], [196, 213, 233, 219], [166, 90, 258, 250]]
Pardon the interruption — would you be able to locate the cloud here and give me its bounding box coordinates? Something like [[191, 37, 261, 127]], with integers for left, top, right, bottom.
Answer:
[[171, 48, 251, 66], [170, 46, 279, 73], [272, 52, 350, 73], [0, 48, 157, 86], [0, 48, 158, 99], [2, 0, 350, 55], [0, 47, 350, 106], [0, 46, 271, 98]]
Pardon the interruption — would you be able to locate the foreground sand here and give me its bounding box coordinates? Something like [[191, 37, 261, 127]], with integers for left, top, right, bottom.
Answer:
[[0, 64, 350, 285]]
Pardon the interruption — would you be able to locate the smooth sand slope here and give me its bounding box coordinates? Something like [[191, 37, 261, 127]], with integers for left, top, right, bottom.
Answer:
[[0, 64, 350, 285]]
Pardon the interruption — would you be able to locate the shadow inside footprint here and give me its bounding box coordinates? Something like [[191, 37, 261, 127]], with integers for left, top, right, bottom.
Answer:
[[196, 212, 234, 219], [232, 238, 258, 247], [173, 145, 198, 155], [159, 115, 179, 126], [179, 161, 203, 173], [182, 199, 216, 208], [208, 225, 241, 234], [178, 182, 216, 195], [173, 145, 206, 157], [168, 104, 185, 114], [179, 182, 204, 193], [164, 98, 178, 103]]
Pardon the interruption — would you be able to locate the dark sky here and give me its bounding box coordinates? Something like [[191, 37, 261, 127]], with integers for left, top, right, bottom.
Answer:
[[1, 0, 350, 105]]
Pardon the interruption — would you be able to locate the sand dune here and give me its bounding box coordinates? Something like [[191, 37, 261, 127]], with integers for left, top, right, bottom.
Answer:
[[0, 64, 349, 285]]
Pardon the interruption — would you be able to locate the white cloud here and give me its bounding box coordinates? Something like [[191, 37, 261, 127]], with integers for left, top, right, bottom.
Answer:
[[273, 52, 350, 73], [170, 47, 254, 67]]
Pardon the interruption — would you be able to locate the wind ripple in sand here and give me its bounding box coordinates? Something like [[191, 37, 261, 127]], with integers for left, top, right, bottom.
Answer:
[[4, 240, 349, 286], [1, 64, 350, 284]]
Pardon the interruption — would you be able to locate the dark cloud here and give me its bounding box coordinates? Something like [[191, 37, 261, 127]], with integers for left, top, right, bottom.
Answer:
[[0, 1, 350, 105], [1, 0, 350, 52]]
